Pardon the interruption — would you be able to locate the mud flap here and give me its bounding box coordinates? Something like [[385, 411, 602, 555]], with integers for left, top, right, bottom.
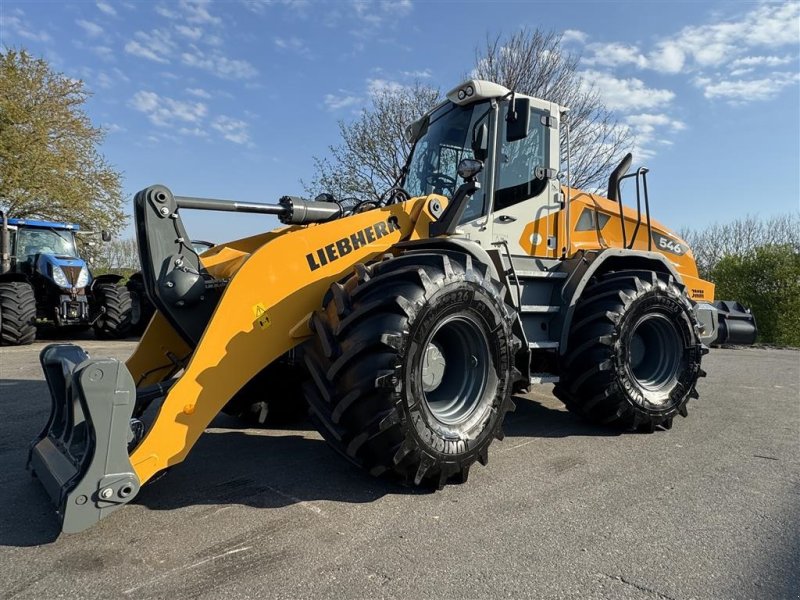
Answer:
[[27, 344, 140, 534]]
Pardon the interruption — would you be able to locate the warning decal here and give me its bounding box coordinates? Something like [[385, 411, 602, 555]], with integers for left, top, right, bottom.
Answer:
[[252, 303, 271, 330]]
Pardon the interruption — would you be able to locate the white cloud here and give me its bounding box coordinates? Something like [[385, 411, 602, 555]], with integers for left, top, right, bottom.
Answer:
[[180, 49, 258, 79], [1, 13, 52, 42], [176, 24, 204, 40], [125, 40, 169, 63], [730, 55, 794, 69], [89, 44, 114, 61], [178, 126, 209, 138], [380, 0, 412, 16], [580, 70, 675, 111], [648, 2, 800, 73], [76, 19, 105, 38], [124, 29, 176, 63], [323, 91, 362, 111], [96, 1, 117, 16], [647, 42, 686, 74], [155, 0, 221, 24], [584, 42, 648, 69], [212, 116, 251, 144], [695, 72, 800, 103], [367, 78, 404, 96], [102, 122, 125, 134], [401, 68, 432, 79], [180, 0, 221, 24], [274, 36, 310, 56], [561, 29, 587, 45], [186, 87, 212, 98], [242, 0, 310, 14], [130, 90, 208, 126]]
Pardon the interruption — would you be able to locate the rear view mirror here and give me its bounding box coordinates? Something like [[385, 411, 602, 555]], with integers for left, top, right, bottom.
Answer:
[[457, 158, 483, 181], [506, 97, 530, 142], [471, 123, 488, 162], [101, 230, 111, 242]]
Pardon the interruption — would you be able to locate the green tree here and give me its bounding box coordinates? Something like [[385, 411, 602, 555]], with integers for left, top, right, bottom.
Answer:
[[711, 245, 800, 346], [0, 49, 124, 233]]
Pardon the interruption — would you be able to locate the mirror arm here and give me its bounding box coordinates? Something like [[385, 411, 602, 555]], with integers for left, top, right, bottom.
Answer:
[[428, 180, 481, 238]]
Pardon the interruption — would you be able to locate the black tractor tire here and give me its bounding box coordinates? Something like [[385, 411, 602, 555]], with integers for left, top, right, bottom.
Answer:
[[92, 283, 133, 339], [0, 282, 36, 346], [126, 274, 155, 336], [222, 360, 309, 426], [304, 250, 520, 489], [554, 270, 706, 432]]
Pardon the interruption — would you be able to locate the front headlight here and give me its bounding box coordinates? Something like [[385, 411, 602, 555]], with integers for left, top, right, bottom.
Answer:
[[51, 265, 69, 288], [76, 266, 90, 288]]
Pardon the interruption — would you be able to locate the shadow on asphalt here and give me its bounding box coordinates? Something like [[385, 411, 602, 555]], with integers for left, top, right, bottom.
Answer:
[[0, 379, 612, 548], [504, 394, 621, 439]]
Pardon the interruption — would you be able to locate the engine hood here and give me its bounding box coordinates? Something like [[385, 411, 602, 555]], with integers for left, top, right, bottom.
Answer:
[[35, 253, 91, 289]]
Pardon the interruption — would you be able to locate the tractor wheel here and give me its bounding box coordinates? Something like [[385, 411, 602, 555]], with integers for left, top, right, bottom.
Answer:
[[126, 274, 155, 336], [222, 360, 309, 426], [92, 283, 133, 339], [304, 251, 519, 488], [0, 282, 36, 346], [554, 270, 706, 431]]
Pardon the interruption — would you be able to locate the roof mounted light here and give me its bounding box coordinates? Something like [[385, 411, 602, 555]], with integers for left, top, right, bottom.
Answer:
[[446, 79, 511, 106]]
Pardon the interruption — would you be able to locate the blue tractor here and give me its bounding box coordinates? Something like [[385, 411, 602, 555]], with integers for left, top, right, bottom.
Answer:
[[0, 212, 132, 345]]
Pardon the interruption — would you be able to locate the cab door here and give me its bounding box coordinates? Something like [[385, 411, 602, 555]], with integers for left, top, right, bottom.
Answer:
[[489, 99, 561, 257]]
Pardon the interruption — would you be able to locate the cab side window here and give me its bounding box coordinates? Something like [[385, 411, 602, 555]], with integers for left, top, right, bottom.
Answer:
[[494, 105, 550, 211]]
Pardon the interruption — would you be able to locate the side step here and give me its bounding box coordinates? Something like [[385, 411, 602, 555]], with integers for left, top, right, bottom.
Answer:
[[520, 305, 560, 314], [530, 372, 560, 384], [528, 341, 559, 349], [28, 344, 140, 534], [513, 269, 568, 280]]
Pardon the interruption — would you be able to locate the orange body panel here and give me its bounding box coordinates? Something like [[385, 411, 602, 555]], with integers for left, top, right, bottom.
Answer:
[[517, 187, 715, 302]]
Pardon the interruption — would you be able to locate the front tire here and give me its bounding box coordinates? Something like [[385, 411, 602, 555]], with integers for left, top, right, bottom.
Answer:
[[555, 270, 706, 431], [0, 281, 36, 346], [92, 283, 133, 339], [304, 251, 519, 488]]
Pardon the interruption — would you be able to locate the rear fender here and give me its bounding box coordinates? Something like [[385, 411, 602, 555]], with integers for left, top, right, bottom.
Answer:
[[556, 249, 683, 354]]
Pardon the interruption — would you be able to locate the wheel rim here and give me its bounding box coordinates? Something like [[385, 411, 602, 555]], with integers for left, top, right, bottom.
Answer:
[[420, 314, 490, 425], [628, 313, 683, 392]]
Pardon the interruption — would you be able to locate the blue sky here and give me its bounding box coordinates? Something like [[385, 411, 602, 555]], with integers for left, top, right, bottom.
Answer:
[[1, 0, 798, 241]]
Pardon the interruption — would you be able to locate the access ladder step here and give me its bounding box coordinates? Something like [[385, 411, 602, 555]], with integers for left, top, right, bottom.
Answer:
[[512, 270, 568, 280], [530, 372, 560, 384], [520, 305, 560, 314], [528, 341, 560, 349]]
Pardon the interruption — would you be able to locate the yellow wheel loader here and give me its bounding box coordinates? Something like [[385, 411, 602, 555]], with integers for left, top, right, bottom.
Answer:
[[27, 79, 756, 534]]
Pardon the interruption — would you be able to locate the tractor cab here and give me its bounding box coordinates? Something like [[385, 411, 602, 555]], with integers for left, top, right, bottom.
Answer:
[[0, 214, 131, 343]]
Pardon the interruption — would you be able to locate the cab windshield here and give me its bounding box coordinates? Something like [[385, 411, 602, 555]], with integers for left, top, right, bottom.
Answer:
[[16, 228, 78, 258], [404, 100, 491, 222]]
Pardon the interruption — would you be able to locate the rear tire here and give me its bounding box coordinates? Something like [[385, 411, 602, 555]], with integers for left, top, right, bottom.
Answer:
[[126, 274, 155, 336], [555, 270, 706, 431], [304, 251, 519, 488], [0, 282, 36, 346], [92, 283, 133, 339]]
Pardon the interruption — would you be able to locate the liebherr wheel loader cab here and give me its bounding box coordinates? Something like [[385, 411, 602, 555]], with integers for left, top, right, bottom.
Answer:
[[27, 79, 755, 534]]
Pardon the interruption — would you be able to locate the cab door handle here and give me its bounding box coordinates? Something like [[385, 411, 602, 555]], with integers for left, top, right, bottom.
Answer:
[[496, 215, 517, 223]]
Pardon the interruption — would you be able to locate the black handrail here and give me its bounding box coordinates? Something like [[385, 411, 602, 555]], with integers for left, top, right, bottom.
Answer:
[[614, 167, 652, 250]]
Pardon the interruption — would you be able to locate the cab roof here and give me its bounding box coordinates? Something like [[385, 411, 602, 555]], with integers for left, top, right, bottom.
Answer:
[[6, 218, 80, 231]]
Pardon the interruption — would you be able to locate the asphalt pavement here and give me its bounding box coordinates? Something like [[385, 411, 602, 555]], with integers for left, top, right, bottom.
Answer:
[[0, 336, 797, 599]]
